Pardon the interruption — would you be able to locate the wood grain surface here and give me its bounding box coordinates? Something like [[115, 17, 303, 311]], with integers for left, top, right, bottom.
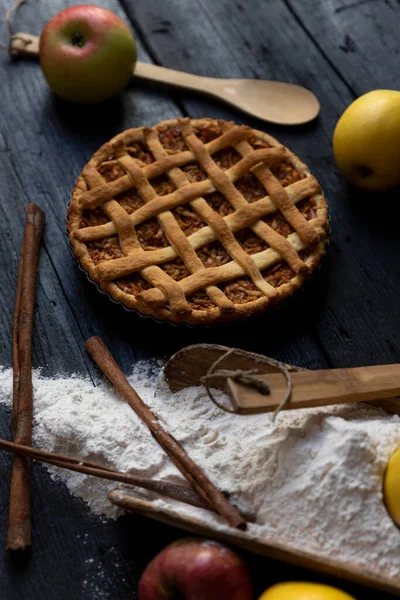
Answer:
[[0, 0, 399, 598]]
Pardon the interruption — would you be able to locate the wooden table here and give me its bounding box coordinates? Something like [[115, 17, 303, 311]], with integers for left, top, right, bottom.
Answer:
[[0, 0, 399, 598]]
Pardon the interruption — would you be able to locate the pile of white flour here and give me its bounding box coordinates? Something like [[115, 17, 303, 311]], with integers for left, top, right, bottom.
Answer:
[[0, 361, 399, 579]]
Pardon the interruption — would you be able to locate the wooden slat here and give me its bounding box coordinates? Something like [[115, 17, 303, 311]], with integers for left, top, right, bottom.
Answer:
[[285, 0, 400, 94], [0, 144, 91, 376], [281, 0, 400, 368]]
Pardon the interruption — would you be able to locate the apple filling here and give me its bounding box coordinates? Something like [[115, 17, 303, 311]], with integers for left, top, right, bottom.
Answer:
[[81, 122, 318, 312]]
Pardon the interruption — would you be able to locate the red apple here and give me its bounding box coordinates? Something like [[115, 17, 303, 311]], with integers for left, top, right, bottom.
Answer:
[[138, 538, 253, 600], [39, 4, 136, 103]]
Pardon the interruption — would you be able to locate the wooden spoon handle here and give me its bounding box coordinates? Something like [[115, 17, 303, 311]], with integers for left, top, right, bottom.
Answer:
[[228, 364, 400, 414], [134, 61, 213, 93]]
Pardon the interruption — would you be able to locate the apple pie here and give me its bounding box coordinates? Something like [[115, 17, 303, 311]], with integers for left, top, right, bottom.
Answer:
[[67, 118, 328, 325]]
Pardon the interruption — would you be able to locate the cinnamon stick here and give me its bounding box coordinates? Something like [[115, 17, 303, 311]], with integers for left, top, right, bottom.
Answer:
[[0, 437, 210, 512], [7, 204, 45, 551], [0, 438, 255, 522], [85, 336, 247, 530]]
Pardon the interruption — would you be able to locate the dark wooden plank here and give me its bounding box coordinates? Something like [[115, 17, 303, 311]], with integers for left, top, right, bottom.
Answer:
[[0, 140, 92, 376], [123, 0, 349, 117], [285, 0, 400, 94], [283, 0, 400, 366], [122, 0, 400, 369]]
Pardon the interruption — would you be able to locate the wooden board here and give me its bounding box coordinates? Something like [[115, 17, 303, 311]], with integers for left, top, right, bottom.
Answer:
[[109, 488, 400, 596]]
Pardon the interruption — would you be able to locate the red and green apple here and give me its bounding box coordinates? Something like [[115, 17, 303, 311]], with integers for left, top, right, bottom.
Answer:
[[39, 4, 136, 103], [138, 538, 253, 600]]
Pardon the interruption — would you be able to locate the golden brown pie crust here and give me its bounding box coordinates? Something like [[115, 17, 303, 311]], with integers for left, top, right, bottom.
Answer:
[[67, 118, 328, 325]]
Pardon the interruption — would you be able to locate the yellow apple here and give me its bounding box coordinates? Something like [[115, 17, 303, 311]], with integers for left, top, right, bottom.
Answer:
[[333, 90, 400, 192], [384, 447, 400, 527], [258, 582, 356, 600], [39, 5, 136, 103]]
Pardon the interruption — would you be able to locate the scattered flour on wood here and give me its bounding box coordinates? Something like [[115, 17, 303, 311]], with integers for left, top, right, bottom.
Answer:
[[0, 361, 399, 579]]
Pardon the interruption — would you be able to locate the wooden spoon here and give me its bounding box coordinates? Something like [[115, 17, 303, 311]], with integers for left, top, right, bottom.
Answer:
[[134, 62, 320, 125], [11, 33, 320, 125], [164, 344, 400, 415]]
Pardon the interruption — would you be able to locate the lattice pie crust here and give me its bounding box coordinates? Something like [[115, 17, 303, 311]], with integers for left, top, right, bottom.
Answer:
[[67, 118, 328, 324]]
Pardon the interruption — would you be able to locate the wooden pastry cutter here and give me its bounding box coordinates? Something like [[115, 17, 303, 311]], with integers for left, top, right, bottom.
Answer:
[[164, 344, 400, 415]]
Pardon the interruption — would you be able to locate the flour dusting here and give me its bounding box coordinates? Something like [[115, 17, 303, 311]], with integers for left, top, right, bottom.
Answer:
[[0, 362, 399, 580]]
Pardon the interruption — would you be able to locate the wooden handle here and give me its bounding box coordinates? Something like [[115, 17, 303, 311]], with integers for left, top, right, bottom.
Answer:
[[134, 61, 213, 92], [228, 364, 400, 414]]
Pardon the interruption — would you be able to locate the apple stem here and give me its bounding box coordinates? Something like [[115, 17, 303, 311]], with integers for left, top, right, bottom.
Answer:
[[71, 32, 85, 48]]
